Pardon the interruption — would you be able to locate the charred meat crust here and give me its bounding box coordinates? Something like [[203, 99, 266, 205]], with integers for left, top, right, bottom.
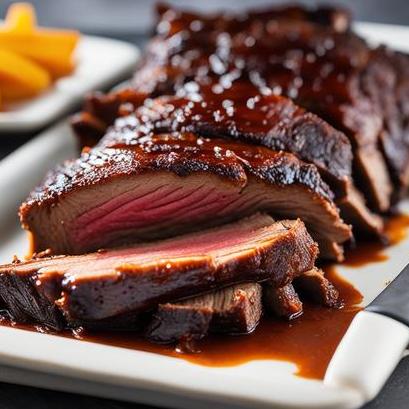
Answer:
[[99, 131, 337, 202], [0, 269, 64, 330], [74, 84, 353, 191], [21, 136, 335, 209]]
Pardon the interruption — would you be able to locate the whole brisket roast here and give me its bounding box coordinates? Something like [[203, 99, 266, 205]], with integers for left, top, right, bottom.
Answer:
[[0, 214, 318, 330]]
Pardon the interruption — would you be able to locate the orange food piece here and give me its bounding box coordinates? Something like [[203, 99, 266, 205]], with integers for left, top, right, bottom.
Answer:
[[2, 3, 37, 32], [0, 3, 80, 78], [0, 31, 79, 78], [0, 48, 51, 100]]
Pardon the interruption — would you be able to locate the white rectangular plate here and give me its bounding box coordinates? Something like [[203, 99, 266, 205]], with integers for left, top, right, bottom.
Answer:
[[0, 21, 408, 409], [0, 35, 139, 133]]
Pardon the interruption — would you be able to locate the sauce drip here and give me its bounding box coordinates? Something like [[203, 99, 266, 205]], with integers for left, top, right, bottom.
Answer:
[[343, 213, 409, 267]]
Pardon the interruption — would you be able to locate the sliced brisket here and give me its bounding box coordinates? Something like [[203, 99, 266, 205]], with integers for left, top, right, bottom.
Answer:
[[154, 3, 351, 35], [263, 267, 340, 321], [145, 267, 341, 345], [145, 283, 262, 344], [104, 83, 353, 192], [336, 181, 384, 239], [0, 214, 317, 329], [21, 133, 351, 260], [361, 47, 409, 201], [72, 84, 382, 240], [122, 3, 407, 212]]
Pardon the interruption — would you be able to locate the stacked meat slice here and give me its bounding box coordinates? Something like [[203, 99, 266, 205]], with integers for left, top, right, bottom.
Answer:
[[147, 267, 340, 345], [72, 82, 381, 244], [26, 85, 356, 261], [21, 136, 350, 260], [0, 215, 322, 337]]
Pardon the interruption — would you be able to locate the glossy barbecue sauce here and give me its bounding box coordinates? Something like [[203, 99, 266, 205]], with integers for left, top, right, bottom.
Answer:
[[71, 213, 409, 379], [5, 214, 409, 380], [75, 268, 360, 380]]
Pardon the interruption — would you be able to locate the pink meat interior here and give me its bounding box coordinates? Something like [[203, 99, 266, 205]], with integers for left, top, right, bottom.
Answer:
[[14, 214, 286, 279], [71, 181, 258, 252]]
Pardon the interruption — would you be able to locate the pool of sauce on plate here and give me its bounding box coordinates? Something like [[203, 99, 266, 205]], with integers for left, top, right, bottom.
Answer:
[[80, 267, 362, 380], [3, 214, 409, 380]]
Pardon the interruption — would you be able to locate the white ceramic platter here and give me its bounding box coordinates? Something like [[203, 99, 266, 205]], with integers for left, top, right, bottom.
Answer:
[[0, 35, 139, 133], [0, 22, 408, 409]]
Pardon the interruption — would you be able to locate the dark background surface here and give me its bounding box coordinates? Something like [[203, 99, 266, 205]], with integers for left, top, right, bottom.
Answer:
[[1, 0, 409, 35], [0, 1, 408, 408]]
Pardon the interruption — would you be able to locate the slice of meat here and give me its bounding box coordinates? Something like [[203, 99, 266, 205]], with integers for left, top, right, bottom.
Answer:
[[263, 283, 303, 320], [72, 89, 149, 148], [145, 283, 262, 344], [361, 47, 409, 201], [294, 267, 340, 308], [73, 83, 353, 194], [336, 182, 384, 239], [20, 133, 351, 260], [106, 83, 353, 192], [0, 214, 318, 329], [146, 303, 212, 346], [243, 5, 350, 33], [352, 145, 392, 213]]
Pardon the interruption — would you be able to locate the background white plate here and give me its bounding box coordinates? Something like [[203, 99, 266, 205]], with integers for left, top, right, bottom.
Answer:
[[0, 21, 408, 409], [0, 35, 139, 133]]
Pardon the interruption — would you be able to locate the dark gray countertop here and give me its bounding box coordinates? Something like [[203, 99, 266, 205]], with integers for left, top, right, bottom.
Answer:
[[0, 1, 408, 408]]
